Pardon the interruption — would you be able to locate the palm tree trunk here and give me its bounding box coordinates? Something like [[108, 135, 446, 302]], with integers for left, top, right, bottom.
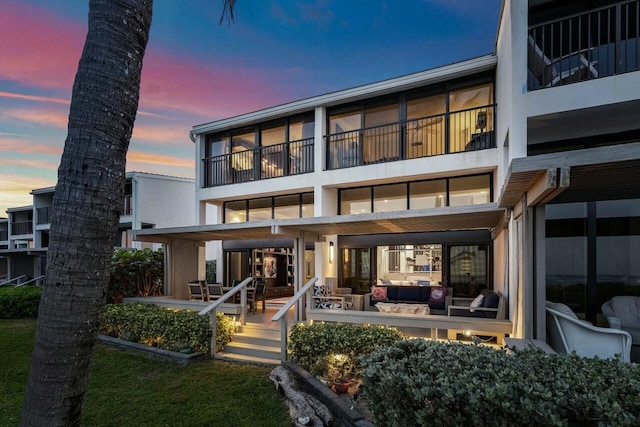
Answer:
[[21, 1, 152, 425]]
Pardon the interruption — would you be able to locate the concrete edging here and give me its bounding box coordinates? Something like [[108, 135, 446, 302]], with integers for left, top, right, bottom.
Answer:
[[97, 335, 209, 365]]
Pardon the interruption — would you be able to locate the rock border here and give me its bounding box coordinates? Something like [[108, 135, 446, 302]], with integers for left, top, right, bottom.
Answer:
[[97, 335, 208, 365]]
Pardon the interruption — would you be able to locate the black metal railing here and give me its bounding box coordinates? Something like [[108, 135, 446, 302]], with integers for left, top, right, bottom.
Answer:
[[122, 195, 133, 216], [203, 137, 314, 187], [11, 221, 33, 235], [326, 104, 495, 170], [36, 207, 52, 225], [528, 0, 639, 90]]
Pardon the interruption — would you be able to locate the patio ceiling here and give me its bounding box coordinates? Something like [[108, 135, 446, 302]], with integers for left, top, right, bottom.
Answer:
[[133, 203, 506, 243]]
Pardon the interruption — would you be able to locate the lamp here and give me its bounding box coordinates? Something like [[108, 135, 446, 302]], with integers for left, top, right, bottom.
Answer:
[[475, 111, 487, 133], [329, 241, 334, 264]]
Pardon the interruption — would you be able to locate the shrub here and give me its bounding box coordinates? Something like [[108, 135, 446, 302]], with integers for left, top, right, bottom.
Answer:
[[100, 303, 234, 353], [109, 248, 164, 302], [361, 339, 640, 426], [0, 286, 42, 319], [288, 322, 404, 378]]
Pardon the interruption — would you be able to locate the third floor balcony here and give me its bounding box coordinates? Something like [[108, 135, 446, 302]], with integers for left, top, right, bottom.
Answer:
[[528, 0, 639, 90]]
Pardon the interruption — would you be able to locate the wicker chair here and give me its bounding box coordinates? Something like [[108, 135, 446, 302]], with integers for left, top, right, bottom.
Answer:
[[545, 301, 631, 362]]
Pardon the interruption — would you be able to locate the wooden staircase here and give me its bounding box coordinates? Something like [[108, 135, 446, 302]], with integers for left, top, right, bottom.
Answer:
[[216, 322, 283, 365]]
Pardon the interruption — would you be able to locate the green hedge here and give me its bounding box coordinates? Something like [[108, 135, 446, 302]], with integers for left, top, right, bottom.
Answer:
[[100, 303, 234, 353], [0, 286, 42, 319], [109, 248, 164, 303], [288, 322, 404, 378], [361, 339, 640, 426]]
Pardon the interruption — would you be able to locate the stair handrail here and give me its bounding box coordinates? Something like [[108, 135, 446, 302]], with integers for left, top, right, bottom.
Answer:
[[271, 277, 318, 361], [16, 275, 45, 287], [198, 276, 253, 358], [0, 275, 27, 287]]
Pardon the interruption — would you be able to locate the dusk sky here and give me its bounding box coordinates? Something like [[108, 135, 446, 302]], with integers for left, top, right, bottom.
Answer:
[[0, 0, 502, 215]]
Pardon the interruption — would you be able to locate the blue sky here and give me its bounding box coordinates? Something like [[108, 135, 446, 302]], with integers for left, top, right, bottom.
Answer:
[[0, 0, 502, 213]]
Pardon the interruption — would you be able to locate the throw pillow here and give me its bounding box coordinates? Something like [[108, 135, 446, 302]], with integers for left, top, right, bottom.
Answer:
[[417, 280, 431, 286], [371, 286, 388, 302], [313, 284, 329, 297], [469, 294, 484, 312], [380, 278, 392, 285], [428, 287, 447, 304]]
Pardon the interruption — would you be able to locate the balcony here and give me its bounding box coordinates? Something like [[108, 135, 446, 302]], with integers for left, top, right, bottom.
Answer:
[[528, 0, 640, 91], [203, 137, 314, 188], [0, 230, 7, 241], [11, 221, 33, 236], [36, 207, 52, 225], [326, 104, 495, 170]]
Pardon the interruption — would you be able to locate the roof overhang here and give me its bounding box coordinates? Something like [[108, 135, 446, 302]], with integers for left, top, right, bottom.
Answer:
[[498, 142, 640, 208], [191, 54, 497, 139], [133, 203, 506, 244]]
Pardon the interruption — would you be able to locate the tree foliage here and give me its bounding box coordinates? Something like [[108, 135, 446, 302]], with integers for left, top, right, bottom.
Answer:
[[109, 248, 164, 302]]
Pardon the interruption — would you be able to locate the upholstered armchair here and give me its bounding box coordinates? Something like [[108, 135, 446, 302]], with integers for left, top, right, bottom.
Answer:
[[546, 301, 632, 362], [602, 296, 640, 362]]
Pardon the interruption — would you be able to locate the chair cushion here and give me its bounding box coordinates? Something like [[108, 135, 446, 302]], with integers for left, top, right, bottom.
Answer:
[[417, 280, 431, 286], [470, 294, 484, 308], [396, 286, 422, 302], [371, 286, 388, 302], [546, 301, 578, 320], [609, 296, 640, 328], [482, 291, 500, 309]]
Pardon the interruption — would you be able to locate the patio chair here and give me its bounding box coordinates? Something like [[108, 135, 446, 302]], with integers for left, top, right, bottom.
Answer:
[[602, 296, 640, 362], [545, 301, 631, 362], [206, 283, 223, 301], [247, 280, 267, 314], [188, 282, 205, 301]]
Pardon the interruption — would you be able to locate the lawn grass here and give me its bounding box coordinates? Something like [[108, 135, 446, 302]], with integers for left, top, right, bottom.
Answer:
[[0, 319, 291, 427]]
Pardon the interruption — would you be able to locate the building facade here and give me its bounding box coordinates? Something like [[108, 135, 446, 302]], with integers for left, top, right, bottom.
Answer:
[[0, 172, 195, 284], [134, 0, 640, 340]]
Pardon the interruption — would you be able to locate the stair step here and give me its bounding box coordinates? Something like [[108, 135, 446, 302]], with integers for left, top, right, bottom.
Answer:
[[216, 352, 281, 366], [224, 341, 281, 360], [232, 334, 281, 348]]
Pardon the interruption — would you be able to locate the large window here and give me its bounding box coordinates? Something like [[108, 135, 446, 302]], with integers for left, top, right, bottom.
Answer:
[[546, 199, 640, 324], [339, 173, 492, 215], [449, 245, 489, 297], [224, 192, 314, 223]]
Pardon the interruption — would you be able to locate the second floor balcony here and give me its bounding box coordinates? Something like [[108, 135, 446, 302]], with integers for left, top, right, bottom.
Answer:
[[326, 104, 496, 170], [203, 137, 314, 187]]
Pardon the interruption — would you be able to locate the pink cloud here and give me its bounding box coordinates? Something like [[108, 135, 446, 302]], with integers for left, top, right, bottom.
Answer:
[[0, 138, 62, 156], [0, 175, 56, 214], [0, 3, 85, 90], [0, 91, 70, 105], [0, 158, 58, 170], [132, 124, 190, 145], [2, 109, 69, 129], [127, 151, 193, 168]]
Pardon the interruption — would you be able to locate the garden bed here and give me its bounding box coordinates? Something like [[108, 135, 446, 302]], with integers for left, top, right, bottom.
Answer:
[[98, 334, 208, 365]]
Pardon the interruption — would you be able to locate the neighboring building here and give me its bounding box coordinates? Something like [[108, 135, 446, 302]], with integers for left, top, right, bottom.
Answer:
[[0, 172, 195, 283], [134, 0, 640, 341]]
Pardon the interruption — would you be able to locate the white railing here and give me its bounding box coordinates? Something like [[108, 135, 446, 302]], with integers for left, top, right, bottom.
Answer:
[[16, 275, 45, 287], [0, 275, 27, 287], [271, 277, 318, 361], [198, 276, 253, 358]]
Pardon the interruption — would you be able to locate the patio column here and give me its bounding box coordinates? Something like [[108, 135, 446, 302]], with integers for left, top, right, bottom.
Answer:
[[294, 232, 307, 322]]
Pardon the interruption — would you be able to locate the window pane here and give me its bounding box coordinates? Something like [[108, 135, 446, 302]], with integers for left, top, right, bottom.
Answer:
[[301, 193, 314, 218], [406, 94, 446, 157], [248, 198, 272, 222], [449, 245, 488, 297], [329, 109, 361, 134], [364, 102, 398, 127], [225, 201, 246, 223], [290, 114, 315, 140], [261, 122, 286, 147], [449, 83, 493, 112], [232, 130, 255, 151], [407, 93, 446, 119], [231, 130, 255, 172], [373, 184, 406, 213], [410, 180, 447, 209], [274, 195, 300, 219], [341, 247, 372, 294], [341, 188, 371, 215], [449, 175, 490, 206], [545, 203, 587, 316], [207, 133, 230, 157]]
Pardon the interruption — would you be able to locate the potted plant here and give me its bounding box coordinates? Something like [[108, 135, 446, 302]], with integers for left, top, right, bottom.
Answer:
[[326, 353, 354, 394]]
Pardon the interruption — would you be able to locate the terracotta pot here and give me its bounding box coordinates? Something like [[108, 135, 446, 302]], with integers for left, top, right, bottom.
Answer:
[[333, 380, 350, 394]]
